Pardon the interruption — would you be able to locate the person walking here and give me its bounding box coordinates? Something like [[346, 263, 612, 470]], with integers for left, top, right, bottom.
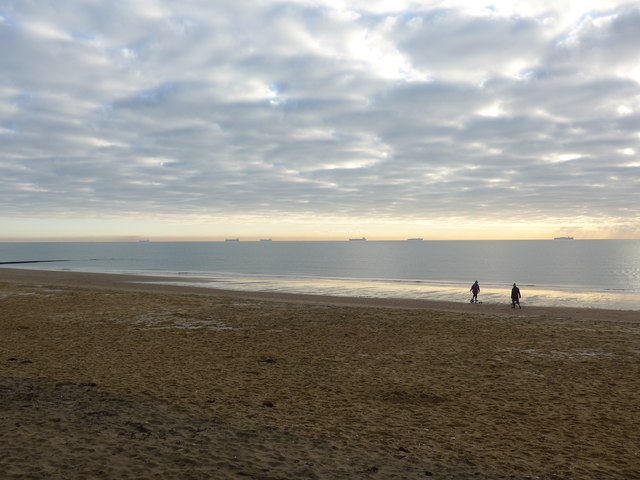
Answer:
[[511, 283, 521, 309], [470, 280, 480, 303]]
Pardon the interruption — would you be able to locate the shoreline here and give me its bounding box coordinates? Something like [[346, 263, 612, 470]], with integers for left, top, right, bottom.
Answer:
[[1, 267, 637, 321]]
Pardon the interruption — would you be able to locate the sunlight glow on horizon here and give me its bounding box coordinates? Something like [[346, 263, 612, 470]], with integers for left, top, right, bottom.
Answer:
[[1, 215, 637, 242]]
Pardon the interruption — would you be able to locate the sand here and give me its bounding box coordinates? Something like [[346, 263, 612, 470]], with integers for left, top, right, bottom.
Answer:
[[1, 268, 639, 479]]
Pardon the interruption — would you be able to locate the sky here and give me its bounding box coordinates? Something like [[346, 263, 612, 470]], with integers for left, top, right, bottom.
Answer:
[[1, 0, 639, 241]]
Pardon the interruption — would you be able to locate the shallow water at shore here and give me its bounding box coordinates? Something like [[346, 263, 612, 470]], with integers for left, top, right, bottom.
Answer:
[[135, 271, 640, 310]]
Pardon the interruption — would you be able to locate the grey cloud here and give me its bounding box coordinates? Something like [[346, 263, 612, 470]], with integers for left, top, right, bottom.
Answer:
[[546, 6, 640, 72], [393, 9, 546, 78]]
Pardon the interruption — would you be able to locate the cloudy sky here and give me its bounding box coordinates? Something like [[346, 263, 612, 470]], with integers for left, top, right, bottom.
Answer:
[[1, 0, 639, 240]]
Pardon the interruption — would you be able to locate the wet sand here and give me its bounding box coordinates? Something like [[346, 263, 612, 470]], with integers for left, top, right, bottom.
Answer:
[[1, 268, 639, 479]]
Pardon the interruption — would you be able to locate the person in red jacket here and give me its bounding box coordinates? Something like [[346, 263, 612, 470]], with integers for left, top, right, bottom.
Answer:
[[470, 280, 480, 303]]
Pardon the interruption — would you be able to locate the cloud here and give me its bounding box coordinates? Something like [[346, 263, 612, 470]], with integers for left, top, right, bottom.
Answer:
[[1, 0, 639, 237]]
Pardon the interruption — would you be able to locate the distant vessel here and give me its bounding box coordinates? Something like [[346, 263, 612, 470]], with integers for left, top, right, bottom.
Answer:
[[407, 238, 424, 241], [138, 239, 150, 243], [554, 236, 574, 240], [349, 237, 366, 241], [259, 239, 272, 242], [225, 238, 240, 242]]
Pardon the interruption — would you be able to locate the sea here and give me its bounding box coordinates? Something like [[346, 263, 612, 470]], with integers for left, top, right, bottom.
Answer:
[[1, 240, 639, 311]]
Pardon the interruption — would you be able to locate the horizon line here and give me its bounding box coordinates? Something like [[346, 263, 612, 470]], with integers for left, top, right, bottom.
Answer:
[[1, 237, 637, 243]]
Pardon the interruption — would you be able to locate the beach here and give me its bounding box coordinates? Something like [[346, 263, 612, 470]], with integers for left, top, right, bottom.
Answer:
[[1, 268, 639, 479]]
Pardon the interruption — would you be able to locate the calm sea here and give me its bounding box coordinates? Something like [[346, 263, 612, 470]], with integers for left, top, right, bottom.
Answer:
[[1, 240, 639, 310]]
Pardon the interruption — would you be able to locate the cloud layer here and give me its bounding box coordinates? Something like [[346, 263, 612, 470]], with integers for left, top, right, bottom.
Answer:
[[1, 1, 639, 237]]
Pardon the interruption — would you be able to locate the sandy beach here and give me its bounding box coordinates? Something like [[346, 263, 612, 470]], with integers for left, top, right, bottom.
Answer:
[[1, 268, 639, 479]]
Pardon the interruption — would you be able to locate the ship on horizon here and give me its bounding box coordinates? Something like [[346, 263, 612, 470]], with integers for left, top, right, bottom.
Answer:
[[554, 236, 574, 240], [349, 237, 366, 241]]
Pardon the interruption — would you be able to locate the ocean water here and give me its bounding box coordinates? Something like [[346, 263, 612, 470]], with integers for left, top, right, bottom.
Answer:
[[1, 240, 639, 310]]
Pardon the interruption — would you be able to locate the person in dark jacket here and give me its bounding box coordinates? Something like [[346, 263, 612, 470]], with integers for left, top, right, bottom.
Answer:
[[470, 280, 480, 303], [511, 283, 521, 308]]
